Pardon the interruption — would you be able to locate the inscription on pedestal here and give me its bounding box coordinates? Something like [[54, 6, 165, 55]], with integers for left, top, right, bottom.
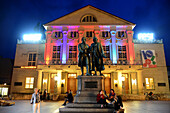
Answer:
[[84, 81, 97, 88]]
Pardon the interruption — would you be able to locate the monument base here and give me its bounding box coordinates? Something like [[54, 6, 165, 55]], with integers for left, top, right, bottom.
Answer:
[[59, 75, 115, 113], [74, 76, 103, 103]]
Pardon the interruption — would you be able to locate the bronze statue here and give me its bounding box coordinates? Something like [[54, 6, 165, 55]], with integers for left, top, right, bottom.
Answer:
[[90, 37, 106, 76], [78, 37, 91, 76]]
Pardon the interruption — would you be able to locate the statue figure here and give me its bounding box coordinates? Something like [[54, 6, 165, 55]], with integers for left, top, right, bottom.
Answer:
[[90, 37, 106, 76], [78, 37, 91, 76]]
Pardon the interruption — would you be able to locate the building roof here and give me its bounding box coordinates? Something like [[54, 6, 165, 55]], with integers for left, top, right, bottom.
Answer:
[[44, 5, 135, 26]]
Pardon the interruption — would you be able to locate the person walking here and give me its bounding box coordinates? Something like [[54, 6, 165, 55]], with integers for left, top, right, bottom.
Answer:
[[31, 88, 41, 113], [43, 89, 47, 101]]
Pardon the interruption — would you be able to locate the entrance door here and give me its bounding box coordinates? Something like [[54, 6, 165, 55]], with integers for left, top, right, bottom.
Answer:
[[122, 73, 129, 94], [104, 74, 111, 94], [67, 74, 77, 94]]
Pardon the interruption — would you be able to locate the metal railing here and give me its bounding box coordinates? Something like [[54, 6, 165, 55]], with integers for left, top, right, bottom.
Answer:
[[37, 59, 142, 65]]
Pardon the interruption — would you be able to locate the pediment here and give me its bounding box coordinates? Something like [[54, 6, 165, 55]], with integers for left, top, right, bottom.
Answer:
[[44, 5, 135, 26]]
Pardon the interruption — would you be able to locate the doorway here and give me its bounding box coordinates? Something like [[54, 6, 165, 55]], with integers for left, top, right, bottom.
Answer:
[[122, 73, 129, 94], [67, 74, 77, 94], [104, 74, 111, 94]]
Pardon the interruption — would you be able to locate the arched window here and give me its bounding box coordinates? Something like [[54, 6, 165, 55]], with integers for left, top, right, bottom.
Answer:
[[81, 15, 97, 22]]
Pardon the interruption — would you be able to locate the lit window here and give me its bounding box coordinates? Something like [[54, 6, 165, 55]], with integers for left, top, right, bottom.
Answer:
[[53, 46, 61, 58], [0, 87, 8, 96], [68, 74, 76, 78], [81, 15, 97, 22], [103, 74, 110, 78], [69, 46, 77, 58], [145, 78, 154, 89], [103, 46, 110, 58], [25, 77, 34, 89], [118, 46, 127, 59], [28, 53, 37, 66]]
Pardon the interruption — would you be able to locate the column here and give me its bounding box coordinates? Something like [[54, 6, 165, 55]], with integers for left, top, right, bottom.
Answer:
[[118, 71, 122, 94], [48, 73, 51, 93], [131, 72, 138, 94], [137, 70, 143, 94], [45, 31, 52, 65], [62, 31, 67, 64], [111, 72, 114, 89], [78, 31, 84, 42], [37, 70, 42, 90], [57, 70, 62, 94], [127, 31, 135, 64], [110, 31, 117, 64]]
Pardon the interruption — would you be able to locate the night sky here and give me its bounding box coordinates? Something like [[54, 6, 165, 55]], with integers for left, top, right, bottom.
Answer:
[[0, 0, 170, 65]]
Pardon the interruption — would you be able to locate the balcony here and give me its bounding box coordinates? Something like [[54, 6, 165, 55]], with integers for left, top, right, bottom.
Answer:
[[37, 59, 142, 65], [17, 39, 46, 44], [133, 39, 163, 44]]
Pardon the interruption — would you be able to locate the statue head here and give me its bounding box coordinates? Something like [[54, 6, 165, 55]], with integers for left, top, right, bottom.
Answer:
[[81, 37, 86, 43], [93, 37, 98, 43]]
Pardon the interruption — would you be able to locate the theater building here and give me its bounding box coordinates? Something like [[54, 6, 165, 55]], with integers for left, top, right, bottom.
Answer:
[[10, 5, 169, 99]]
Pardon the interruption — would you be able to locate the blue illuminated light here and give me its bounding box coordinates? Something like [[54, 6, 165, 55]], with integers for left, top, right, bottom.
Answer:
[[23, 34, 42, 41], [138, 33, 154, 40]]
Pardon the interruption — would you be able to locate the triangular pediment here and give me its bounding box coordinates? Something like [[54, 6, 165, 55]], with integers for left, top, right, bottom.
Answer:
[[44, 5, 135, 26]]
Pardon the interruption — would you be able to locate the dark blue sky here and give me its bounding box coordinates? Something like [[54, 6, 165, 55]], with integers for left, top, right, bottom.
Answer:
[[0, 0, 170, 65]]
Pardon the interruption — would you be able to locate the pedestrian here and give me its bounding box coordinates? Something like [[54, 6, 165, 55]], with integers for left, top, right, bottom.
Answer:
[[97, 90, 107, 108], [43, 89, 47, 100], [114, 95, 124, 113], [109, 89, 116, 102], [30, 88, 40, 113]]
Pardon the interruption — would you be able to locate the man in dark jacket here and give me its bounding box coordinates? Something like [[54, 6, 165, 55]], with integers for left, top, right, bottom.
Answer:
[[90, 37, 106, 76], [78, 37, 91, 76]]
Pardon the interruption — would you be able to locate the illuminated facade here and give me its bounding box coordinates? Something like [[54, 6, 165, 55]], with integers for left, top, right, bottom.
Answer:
[[11, 5, 169, 99]]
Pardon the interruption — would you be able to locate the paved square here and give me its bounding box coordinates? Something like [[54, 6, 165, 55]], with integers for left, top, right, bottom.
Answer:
[[0, 100, 170, 113]]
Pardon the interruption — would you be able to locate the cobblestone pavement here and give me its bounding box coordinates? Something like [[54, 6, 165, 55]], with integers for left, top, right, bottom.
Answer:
[[0, 100, 170, 113]]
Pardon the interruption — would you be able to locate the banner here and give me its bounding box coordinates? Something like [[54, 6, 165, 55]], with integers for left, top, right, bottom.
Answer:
[[141, 50, 157, 68]]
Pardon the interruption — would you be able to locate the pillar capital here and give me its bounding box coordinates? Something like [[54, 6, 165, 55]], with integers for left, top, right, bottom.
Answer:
[[126, 30, 134, 35], [110, 31, 116, 36], [62, 31, 68, 35], [45, 31, 52, 35]]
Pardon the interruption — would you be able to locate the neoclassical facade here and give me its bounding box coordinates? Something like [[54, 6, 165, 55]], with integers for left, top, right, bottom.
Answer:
[[11, 5, 169, 99]]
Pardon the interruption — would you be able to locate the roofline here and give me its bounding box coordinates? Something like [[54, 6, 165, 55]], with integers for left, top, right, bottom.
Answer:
[[44, 5, 135, 26], [43, 24, 136, 30]]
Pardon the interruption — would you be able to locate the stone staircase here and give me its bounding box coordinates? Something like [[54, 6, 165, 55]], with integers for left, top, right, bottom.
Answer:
[[59, 103, 115, 113]]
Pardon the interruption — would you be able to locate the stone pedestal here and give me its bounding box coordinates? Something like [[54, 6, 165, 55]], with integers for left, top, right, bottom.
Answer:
[[74, 76, 103, 103], [59, 75, 115, 113]]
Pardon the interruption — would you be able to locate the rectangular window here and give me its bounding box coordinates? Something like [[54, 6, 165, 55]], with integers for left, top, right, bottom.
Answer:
[[69, 46, 77, 58], [25, 77, 34, 89], [68, 74, 76, 78], [52, 46, 61, 59], [158, 83, 166, 86], [14, 82, 22, 86], [103, 46, 110, 58], [55, 32, 62, 38], [70, 31, 77, 38], [145, 78, 154, 89], [118, 31, 125, 37], [0, 87, 8, 96], [86, 31, 93, 37], [118, 46, 127, 60], [102, 31, 109, 37], [28, 53, 37, 66]]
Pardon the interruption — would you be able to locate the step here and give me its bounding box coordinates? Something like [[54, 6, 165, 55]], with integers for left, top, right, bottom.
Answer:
[[66, 103, 114, 108], [59, 107, 115, 113]]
